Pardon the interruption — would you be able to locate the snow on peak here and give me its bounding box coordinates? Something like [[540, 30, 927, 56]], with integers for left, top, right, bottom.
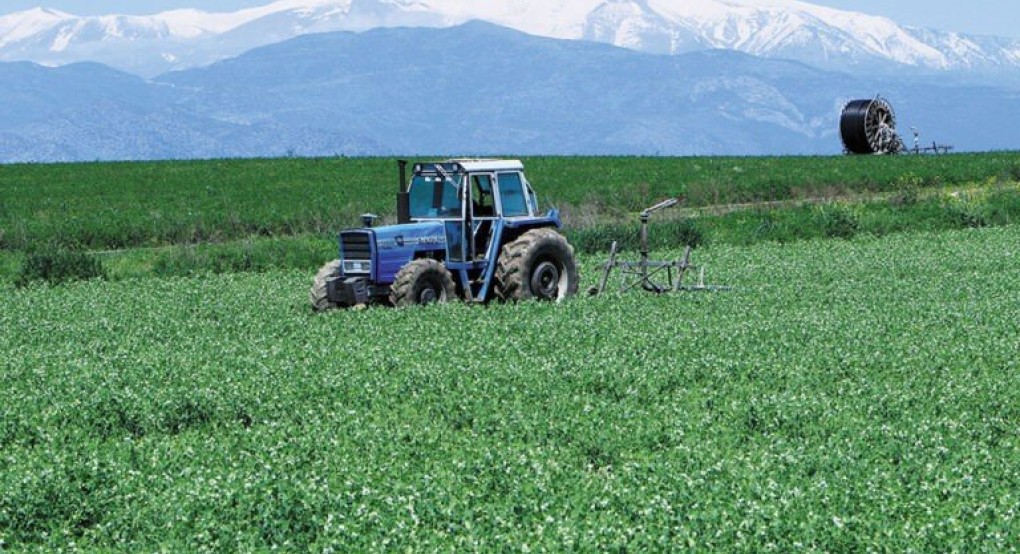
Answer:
[[0, 0, 1016, 77], [0, 7, 74, 46]]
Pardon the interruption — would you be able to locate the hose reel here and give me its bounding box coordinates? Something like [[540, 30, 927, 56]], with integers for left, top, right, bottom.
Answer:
[[840, 97, 904, 155]]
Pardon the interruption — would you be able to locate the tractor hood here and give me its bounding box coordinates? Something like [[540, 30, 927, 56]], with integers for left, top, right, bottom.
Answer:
[[361, 221, 447, 285], [371, 221, 446, 251]]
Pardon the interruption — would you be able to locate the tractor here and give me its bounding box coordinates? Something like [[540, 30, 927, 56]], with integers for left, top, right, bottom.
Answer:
[[310, 159, 579, 310]]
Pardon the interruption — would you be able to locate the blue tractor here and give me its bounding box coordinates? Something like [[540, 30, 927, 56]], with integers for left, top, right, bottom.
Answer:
[[310, 159, 579, 310]]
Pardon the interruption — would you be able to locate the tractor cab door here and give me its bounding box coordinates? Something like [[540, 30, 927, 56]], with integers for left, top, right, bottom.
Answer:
[[447, 172, 500, 263], [443, 173, 470, 264], [469, 173, 498, 260]]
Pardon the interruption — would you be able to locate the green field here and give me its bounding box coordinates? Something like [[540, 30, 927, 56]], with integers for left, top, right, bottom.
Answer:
[[3, 154, 1020, 550], [2, 153, 1020, 252], [3, 225, 1020, 550], [3, 153, 1020, 286]]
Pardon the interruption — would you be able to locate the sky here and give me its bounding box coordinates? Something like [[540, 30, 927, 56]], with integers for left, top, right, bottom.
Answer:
[[1, 0, 1017, 38]]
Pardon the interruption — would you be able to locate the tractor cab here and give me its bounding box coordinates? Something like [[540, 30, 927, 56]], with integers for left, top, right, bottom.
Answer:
[[310, 159, 578, 310], [404, 160, 543, 263]]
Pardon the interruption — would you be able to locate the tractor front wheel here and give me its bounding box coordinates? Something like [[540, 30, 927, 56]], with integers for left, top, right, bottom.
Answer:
[[389, 259, 458, 307], [495, 229, 579, 302], [310, 259, 343, 311]]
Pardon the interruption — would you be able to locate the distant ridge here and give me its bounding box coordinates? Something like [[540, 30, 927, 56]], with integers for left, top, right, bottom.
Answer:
[[1, 23, 1018, 162]]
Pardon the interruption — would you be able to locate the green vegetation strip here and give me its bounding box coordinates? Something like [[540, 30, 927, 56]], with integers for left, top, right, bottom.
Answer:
[[2, 153, 1019, 252], [6, 184, 1019, 285], [2, 226, 1018, 550]]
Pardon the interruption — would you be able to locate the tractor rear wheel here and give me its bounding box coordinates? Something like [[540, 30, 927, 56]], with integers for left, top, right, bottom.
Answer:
[[495, 229, 579, 302], [310, 259, 343, 311], [389, 259, 458, 307]]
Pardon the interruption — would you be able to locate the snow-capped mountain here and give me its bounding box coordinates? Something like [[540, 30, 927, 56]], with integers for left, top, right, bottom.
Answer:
[[1, 0, 1019, 79]]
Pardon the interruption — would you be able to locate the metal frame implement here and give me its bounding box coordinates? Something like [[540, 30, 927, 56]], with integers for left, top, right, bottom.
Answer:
[[588, 198, 729, 296]]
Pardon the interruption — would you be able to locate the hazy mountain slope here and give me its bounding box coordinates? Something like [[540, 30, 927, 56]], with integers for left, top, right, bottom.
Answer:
[[1, 23, 1017, 162], [0, 61, 385, 163], [156, 22, 848, 156]]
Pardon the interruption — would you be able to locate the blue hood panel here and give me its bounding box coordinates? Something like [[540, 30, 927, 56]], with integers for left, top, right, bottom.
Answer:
[[367, 221, 447, 284]]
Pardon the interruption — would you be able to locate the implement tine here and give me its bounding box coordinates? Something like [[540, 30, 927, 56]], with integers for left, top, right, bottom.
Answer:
[[597, 241, 618, 296], [675, 245, 692, 291]]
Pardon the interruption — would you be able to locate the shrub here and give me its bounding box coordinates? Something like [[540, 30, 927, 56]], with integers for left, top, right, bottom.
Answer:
[[814, 204, 860, 239], [888, 172, 923, 207], [568, 225, 634, 255], [981, 188, 1020, 226], [14, 246, 106, 287], [942, 194, 988, 229], [752, 212, 783, 243], [665, 218, 705, 249]]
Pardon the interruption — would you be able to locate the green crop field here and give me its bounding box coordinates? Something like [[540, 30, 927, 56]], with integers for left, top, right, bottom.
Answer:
[[3, 154, 1020, 550], [3, 224, 1019, 551], [2, 153, 1020, 252], [3, 153, 1020, 287]]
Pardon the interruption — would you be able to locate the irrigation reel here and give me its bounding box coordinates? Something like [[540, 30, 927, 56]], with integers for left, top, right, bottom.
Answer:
[[587, 198, 730, 296], [840, 95, 953, 155]]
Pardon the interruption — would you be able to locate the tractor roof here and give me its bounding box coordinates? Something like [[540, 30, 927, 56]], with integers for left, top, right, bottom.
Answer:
[[444, 159, 524, 173]]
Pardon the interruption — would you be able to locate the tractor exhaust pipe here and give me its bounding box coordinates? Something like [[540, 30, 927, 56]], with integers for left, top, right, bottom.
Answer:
[[397, 159, 410, 224]]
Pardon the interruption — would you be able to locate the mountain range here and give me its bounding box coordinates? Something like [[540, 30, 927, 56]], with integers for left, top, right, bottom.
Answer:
[[1, 1, 1019, 162], [2, 21, 1018, 163], [2, 0, 1019, 80]]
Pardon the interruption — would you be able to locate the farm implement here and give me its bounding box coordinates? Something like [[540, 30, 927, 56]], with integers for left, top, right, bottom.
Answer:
[[311, 159, 729, 310], [587, 198, 729, 296]]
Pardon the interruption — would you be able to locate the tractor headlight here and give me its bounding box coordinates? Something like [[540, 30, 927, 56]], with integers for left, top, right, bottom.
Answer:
[[343, 260, 372, 274]]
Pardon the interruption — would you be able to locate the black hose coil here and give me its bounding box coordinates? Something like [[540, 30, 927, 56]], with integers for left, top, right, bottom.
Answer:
[[840, 97, 902, 155]]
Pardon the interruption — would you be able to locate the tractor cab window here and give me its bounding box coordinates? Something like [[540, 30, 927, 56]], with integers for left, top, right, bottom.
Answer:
[[408, 173, 463, 219], [471, 174, 496, 217], [497, 172, 529, 217]]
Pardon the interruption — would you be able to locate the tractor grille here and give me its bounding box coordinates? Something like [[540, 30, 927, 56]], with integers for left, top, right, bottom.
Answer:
[[341, 231, 372, 260], [340, 231, 373, 275]]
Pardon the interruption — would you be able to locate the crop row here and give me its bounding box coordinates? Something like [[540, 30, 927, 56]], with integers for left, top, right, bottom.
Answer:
[[2, 226, 1019, 550]]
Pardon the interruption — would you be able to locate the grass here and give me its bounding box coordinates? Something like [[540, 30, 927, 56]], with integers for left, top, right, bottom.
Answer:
[[3, 153, 1020, 253], [2, 226, 1018, 550], [3, 152, 1020, 285], [100, 235, 337, 280], [3, 181, 1019, 285], [0, 157, 382, 252]]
